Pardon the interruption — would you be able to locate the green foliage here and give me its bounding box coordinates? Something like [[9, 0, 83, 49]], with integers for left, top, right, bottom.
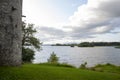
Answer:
[[22, 22, 42, 63], [22, 23, 42, 49], [78, 42, 94, 47], [22, 47, 34, 63], [70, 44, 75, 47], [52, 42, 120, 47], [0, 64, 120, 80], [47, 52, 59, 64], [79, 62, 87, 69]]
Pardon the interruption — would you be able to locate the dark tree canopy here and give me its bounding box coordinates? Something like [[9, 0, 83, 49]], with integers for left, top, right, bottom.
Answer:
[[22, 22, 42, 62], [22, 23, 41, 49]]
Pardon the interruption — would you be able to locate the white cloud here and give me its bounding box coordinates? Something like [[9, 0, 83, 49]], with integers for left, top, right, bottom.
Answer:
[[36, 0, 120, 44], [68, 0, 120, 38]]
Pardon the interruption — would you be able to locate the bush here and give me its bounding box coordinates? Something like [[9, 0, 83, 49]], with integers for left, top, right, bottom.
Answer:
[[79, 62, 87, 69], [22, 47, 34, 63], [47, 52, 59, 64], [105, 63, 115, 67]]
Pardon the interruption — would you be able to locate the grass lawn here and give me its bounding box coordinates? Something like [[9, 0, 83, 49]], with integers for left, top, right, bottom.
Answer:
[[0, 64, 120, 80], [90, 63, 120, 74]]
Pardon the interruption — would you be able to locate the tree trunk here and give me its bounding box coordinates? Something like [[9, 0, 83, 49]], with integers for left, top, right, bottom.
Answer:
[[0, 0, 22, 66]]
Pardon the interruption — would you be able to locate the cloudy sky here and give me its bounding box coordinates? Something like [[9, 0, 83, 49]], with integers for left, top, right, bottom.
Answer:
[[23, 0, 120, 44]]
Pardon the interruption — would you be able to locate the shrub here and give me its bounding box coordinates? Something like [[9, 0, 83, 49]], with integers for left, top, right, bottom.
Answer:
[[22, 47, 34, 63], [47, 52, 59, 64], [105, 63, 115, 67], [79, 62, 87, 69]]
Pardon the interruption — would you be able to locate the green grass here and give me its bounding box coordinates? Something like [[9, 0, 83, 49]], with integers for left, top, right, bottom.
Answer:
[[90, 63, 120, 74], [0, 64, 120, 80], [38, 63, 75, 68]]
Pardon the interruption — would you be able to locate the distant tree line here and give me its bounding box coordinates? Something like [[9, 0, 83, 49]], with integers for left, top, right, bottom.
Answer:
[[52, 42, 120, 47]]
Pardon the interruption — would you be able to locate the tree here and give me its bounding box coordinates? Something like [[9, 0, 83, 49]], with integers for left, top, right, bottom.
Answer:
[[48, 52, 59, 64], [0, 0, 22, 66], [22, 22, 42, 63], [22, 48, 34, 62]]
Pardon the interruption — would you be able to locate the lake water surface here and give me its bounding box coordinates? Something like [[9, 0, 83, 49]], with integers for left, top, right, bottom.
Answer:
[[33, 46, 120, 67]]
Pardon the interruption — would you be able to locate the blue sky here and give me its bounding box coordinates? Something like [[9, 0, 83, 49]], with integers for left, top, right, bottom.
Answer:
[[23, 0, 120, 44]]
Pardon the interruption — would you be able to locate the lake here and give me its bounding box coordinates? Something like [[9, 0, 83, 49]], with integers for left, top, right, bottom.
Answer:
[[33, 46, 120, 67]]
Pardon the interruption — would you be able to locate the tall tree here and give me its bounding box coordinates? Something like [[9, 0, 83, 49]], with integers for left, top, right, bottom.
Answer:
[[22, 23, 42, 63], [0, 0, 22, 66]]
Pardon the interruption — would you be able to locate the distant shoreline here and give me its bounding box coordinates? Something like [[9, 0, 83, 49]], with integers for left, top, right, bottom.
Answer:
[[51, 42, 120, 47]]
